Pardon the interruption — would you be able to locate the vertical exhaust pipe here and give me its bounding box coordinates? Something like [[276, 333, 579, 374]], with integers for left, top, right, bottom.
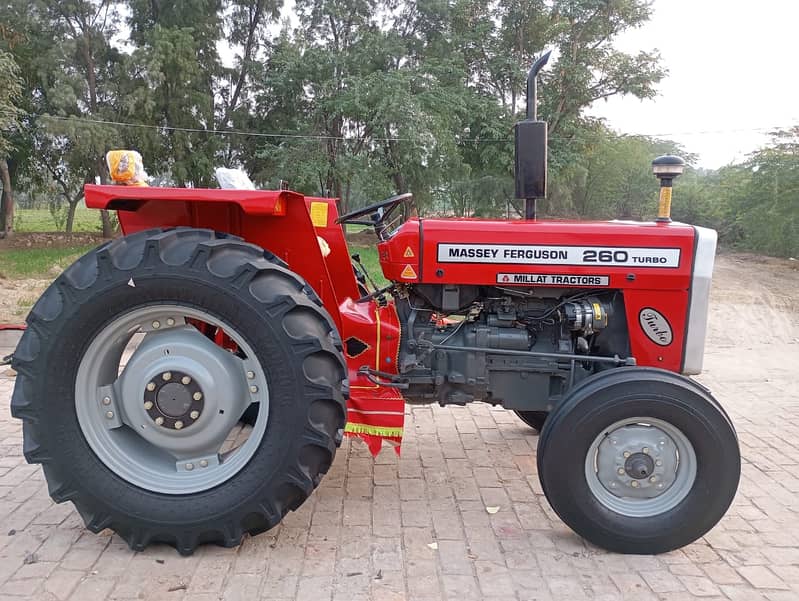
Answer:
[[515, 50, 551, 220]]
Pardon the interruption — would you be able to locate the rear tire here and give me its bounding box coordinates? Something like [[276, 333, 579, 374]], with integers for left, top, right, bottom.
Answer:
[[537, 367, 739, 554], [11, 228, 347, 555]]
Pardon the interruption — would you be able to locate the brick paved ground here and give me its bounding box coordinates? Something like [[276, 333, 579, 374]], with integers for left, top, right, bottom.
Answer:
[[1, 254, 798, 600]]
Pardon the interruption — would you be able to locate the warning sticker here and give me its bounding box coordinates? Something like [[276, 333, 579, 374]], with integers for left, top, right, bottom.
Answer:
[[497, 273, 610, 286], [403, 246, 415, 258], [400, 264, 418, 279], [274, 197, 284, 214], [438, 244, 680, 268], [309, 201, 329, 228]]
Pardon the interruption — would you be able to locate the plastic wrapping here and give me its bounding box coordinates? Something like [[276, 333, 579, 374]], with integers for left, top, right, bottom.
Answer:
[[106, 150, 148, 186], [215, 167, 256, 190]]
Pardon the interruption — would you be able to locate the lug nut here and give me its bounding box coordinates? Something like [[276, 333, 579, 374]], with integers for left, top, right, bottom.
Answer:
[[102, 396, 111, 406], [185, 463, 194, 471], [152, 321, 161, 329], [642, 447, 650, 454], [656, 460, 663, 466], [617, 468, 625, 475], [199, 459, 208, 468], [623, 451, 631, 458], [649, 476, 657, 483], [105, 411, 114, 419], [631, 480, 640, 488], [190, 410, 200, 419], [146, 382, 156, 391], [249, 385, 258, 393], [174, 421, 184, 430], [247, 371, 255, 379], [155, 417, 164, 426], [181, 376, 191, 385], [166, 318, 175, 327], [144, 401, 153, 410], [193, 392, 203, 401], [162, 372, 172, 381]]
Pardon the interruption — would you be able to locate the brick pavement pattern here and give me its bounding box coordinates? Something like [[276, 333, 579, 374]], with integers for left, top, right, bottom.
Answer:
[[1, 341, 797, 601], [1, 251, 798, 600]]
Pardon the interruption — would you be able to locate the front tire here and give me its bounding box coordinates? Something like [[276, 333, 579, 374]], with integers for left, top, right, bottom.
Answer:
[[514, 410, 548, 432], [11, 228, 347, 555], [537, 367, 739, 554]]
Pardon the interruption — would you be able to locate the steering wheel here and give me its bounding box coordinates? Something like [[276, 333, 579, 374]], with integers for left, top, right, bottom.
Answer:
[[336, 193, 413, 239]]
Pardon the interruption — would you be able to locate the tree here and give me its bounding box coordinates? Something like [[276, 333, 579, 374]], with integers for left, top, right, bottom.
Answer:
[[719, 128, 799, 257], [0, 50, 24, 236], [121, 0, 224, 186], [1, 0, 674, 233], [41, 0, 124, 235]]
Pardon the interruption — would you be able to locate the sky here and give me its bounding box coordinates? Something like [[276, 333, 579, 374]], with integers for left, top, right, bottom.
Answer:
[[588, 0, 799, 168]]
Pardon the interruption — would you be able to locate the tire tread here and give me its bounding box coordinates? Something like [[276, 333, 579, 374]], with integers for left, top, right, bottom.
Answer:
[[10, 228, 348, 555]]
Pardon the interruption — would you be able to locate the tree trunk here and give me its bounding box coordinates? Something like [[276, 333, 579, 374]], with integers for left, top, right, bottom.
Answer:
[[100, 210, 113, 237], [0, 158, 14, 237], [343, 179, 351, 216], [96, 158, 114, 238], [65, 201, 78, 234]]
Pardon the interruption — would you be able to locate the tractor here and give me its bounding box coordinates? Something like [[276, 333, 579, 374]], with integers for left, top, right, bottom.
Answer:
[[9, 53, 739, 556]]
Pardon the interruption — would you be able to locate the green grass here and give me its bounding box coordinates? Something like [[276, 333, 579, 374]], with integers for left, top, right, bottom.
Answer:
[[0, 245, 96, 279], [14, 204, 102, 233], [349, 243, 389, 287], [343, 223, 371, 234]]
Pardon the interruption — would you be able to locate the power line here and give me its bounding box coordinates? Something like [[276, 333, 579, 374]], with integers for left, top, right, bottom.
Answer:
[[42, 115, 507, 143], [41, 114, 798, 144]]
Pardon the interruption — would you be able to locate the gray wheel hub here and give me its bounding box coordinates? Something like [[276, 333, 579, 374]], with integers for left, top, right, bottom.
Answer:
[[115, 327, 251, 456], [76, 305, 269, 494], [585, 417, 696, 517], [148, 371, 203, 425]]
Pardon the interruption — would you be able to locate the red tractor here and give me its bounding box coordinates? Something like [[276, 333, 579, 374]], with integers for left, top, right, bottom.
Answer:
[[10, 55, 739, 556]]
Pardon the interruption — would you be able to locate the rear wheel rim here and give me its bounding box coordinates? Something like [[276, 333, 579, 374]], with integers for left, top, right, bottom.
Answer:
[[584, 416, 696, 518], [75, 304, 269, 494]]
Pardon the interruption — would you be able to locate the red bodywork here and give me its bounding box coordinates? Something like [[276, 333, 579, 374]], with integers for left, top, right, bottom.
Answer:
[[380, 218, 696, 373], [85, 184, 700, 452]]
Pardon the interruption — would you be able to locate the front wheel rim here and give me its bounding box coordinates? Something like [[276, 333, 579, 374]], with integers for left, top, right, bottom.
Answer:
[[584, 416, 697, 518], [75, 304, 269, 494]]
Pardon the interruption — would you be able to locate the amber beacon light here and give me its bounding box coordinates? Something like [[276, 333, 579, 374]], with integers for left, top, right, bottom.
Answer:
[[652, 154, 686, 223]]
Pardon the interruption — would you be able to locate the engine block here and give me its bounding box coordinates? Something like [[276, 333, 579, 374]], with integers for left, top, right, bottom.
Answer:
[[396, 285, 624, 411]]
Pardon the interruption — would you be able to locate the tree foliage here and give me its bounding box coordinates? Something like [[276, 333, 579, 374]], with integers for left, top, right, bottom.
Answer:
[[0, 49, 25, 234], [0, 50, 24, 157], [0, 0, 793, 258]]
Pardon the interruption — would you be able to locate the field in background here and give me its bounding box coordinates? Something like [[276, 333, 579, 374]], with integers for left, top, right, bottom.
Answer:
[[349, 244, 387, 287], [13, 204, 100, 233], [0, 245, 96, 279], [1, 238, 382, 282]]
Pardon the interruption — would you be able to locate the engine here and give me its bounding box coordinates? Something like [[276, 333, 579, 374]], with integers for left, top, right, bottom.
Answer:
[[395, 284, 628, 411]]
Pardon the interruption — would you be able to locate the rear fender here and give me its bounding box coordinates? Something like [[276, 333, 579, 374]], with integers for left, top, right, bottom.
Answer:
[[85, 185, 359, 330]]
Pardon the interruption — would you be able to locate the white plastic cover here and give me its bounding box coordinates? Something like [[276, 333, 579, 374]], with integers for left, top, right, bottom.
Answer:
[[215, 167, 256, 190]]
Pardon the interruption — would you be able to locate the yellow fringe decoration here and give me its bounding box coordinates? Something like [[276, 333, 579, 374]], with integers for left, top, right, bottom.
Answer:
[[344, 422, 403, 437]]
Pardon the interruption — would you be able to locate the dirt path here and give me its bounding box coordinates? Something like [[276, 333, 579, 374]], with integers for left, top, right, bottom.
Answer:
[[0, 279, 50, 324], [707, 253, 799, 347]]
